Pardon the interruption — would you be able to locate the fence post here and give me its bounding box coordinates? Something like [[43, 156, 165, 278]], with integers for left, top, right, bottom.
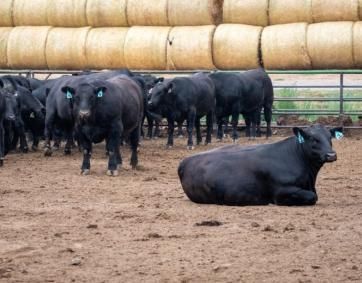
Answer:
[[339, 73, 344, 116]]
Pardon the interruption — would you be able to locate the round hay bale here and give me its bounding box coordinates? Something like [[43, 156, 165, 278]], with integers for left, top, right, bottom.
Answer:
[[307, 22, 354, 69], [0, 0, 14, 26], [0, 28, 12, 68], [7, 26, 51, 69], [124, 27, 171, 70], [312, 0, 359, 22], [127, 0, 168, 26], [167, 26, 216, 70], [360, 0, 362, 19], [12, 0, 48, 26], [353, 22, 362, 67], [262, 23, 312, 70], [86, 28, 128, 70], [223, 0, 268, 26], [47, 0, 87, 27], [269, 0, 312, 25], [86, 0, 128, 27], [213, 24, 262, 70], [168, 0, 223, 26], [46, 27, 90, 70]]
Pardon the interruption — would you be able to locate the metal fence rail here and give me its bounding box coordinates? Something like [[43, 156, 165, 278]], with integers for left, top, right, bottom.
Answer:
[[1, 69, 362, 129]]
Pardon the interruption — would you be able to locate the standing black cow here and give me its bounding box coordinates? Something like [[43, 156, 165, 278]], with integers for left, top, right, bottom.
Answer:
[[59, 75, 143, 176], [0, 88, 18, 166], [148, 73, 215, 150], [178, 124, 343, 206], [209, 68, 274, 141]]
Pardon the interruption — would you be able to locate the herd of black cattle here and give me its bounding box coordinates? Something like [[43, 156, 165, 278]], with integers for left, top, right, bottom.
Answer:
[[0, 68, 343, 206]]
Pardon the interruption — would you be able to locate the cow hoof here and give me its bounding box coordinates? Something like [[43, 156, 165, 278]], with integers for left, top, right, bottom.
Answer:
[[166, 145, 173, 149], [44, 148, 52, 157], [22, 147, 29, 153], [177, 135, 184, 139], [31, 145, 38, 152], [232, 139, 238, 144], [187, 146, 194, 150], [152, 136, 159, 140], [52, 145, 60, 151], [0, 159, 3, 167], [64, 149, 71, 155], [216, 138, 222, 143], [106, 170, 119, 177], [81, 169, 90, 176]]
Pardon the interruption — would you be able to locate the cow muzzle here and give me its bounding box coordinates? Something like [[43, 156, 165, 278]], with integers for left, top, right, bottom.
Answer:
[[79, 110, 91, 120], [325, 152, 337, 162], [6, 114, 15, 121]]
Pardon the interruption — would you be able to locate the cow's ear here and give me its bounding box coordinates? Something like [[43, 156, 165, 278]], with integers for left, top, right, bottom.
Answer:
[[293, 127, 308, 144], [167, 83, 175, 95], [155, 77, 164, 84], [330, 127, 344, 140], [61, 86, 75, 99], [95, 86, 106, 98]]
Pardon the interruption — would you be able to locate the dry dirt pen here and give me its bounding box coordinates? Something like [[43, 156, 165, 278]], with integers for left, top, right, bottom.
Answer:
[[0, 133, 361, 282]]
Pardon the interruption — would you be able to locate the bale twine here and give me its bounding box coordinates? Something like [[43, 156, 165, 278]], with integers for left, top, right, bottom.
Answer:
[[86, 28, 128, 70], [167, 26, 216, 70], [47, 0, 87, 27], [0, 0, 14, 26], [12, 0, 48, 26], [127, 0, 168, 26], [0, 28, 12, 68], [86, 0, 128, 27], [46, 27, 90, 70], [269, 0, 312, 25], [7, 26, 51, 69], [262, 23, 312, 70], [124, 27, 171, 70], [223, 0, 268, 27], [307, 22, 354, 69], [168, 0, 223, 26], [353, 22, 362, 67], [213, 24, 262, 70], [312, 0, 359, 22]]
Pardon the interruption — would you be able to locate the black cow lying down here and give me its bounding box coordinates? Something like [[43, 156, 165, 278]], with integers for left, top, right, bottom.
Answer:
[[178, 124, 343, 206]]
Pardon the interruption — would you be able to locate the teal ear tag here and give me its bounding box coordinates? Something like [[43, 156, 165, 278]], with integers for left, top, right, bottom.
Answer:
[[297, 132, 305, 144], [97, 90, 103, 98], [335, 131, 344, 140], [66, 91, 72, 99]]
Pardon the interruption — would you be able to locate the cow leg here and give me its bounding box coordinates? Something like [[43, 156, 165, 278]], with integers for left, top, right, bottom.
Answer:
[[154, 120, 161, 138], [249, 110, 259, 140], [177, 121, 184, 138], [80, 139, 92, 176], [129, 127, 140, 170], [195, 118, 202, 145], [106, 123, 122, 176], [0, 123, 4, 166], [256, 110, 262, 137], [216, 117, 224, 141], [166, 116, 175, 148], [274, 187, 318, 206], [63, 126, 74, 155], [264, 105, 273, 138], [186, 108, 196, 150], [205, 111, 213, 145], [244, 114, 251, 138], [15, 119, 28, 153], [146, 115, 153, 139], [231, 105, 240, 143], [44, 111, 55, 156]]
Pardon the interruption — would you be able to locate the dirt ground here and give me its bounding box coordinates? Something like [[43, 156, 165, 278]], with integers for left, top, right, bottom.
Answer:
[[0, 132, 361, 283]]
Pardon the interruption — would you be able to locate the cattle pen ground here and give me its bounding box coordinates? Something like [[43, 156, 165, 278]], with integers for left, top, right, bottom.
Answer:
[[0, 133, 361, 283]]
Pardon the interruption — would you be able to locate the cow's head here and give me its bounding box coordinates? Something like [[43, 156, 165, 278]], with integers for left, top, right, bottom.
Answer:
[[293, 124, 343, 164], [148, 80, 174, 111], [61, 83, 106, 122], [2, 91, 18, 121], [17, 90, 45, 120]]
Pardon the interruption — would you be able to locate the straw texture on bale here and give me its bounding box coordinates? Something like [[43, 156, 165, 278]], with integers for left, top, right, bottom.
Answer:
[[7, 26, 51, 69], [353, 22, 362, 67], [86, 28, 128, 69], [46, 27, 90, 70], [0, 28, 12, 68], [168, 0, 223, 26], [307, 22, 354, 69], [47, 0, 87, 27], [223, 0, 268, 26], [12, 0, 48, 26], [262, 23, 312, 70], [86, 0, 128, 27], [167, 26, 216, 70], [0, 0, 14, 27], [127, 0, 168, 26], [213, 24, 262, 70], [124, 27, 171, 70], [312, 0, 359, 22], [269, 0, 312, 25]]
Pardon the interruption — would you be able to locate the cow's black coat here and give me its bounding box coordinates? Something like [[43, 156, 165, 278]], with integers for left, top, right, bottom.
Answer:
[[178, 124, 342, 206]]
